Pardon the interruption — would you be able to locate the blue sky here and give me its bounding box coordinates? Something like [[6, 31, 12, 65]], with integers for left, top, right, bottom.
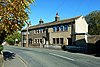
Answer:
[[27, 0, 100, 26]]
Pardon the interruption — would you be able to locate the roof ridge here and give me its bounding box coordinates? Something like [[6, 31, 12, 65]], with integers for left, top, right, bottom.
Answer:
[[22, 15, 82, 31]]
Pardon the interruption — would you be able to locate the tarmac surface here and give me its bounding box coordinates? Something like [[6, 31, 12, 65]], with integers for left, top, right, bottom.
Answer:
[[3, 50, 26, 67], [3, 46, 100, 67]]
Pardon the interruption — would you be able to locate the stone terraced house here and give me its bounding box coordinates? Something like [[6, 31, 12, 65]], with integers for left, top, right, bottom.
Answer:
[[21, 13, 88, 47]]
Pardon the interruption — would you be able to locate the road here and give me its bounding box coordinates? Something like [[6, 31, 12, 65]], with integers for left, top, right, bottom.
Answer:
[[3, 46, 100, 67]]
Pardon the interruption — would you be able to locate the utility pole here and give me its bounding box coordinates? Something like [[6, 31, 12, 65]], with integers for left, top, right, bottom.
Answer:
[[26, 21, 31, 47]]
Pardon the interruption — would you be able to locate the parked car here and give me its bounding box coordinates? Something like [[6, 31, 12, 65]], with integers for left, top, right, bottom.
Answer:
[[62, 45, 87, 53]]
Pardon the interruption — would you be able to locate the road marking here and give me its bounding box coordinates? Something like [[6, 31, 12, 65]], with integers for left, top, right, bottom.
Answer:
[[49, 53, 75, 61], [2, 61, 4, 67], [3, 50, 28, 67], [16, 55, 28, 67]]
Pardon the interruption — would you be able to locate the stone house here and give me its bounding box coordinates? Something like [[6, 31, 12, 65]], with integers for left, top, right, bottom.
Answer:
[[21, 13, 88, 47]]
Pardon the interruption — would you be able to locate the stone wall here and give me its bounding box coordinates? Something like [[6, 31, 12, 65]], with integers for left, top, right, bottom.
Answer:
[[49, 31, 71, 45], [87, 35, 100, 44], [49, 26, 71, 45], [75, 35, 87, 46], [87, 35, 100, 53]]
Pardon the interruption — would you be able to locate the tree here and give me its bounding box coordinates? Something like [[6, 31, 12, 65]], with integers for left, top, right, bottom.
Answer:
[[5, 31, 21, 45], [85, 10, 100, 35], [0, 0, 34, 44]]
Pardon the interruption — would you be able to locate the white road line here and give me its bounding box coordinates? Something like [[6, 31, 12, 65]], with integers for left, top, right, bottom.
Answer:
[[16, 54, 28, 67], [3, 50, 28, 67], [49, 53, 75, 61], [2, 61, 4, 67]]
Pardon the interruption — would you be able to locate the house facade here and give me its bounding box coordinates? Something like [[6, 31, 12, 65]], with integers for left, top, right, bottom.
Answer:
[[21, 13, 88, 47]]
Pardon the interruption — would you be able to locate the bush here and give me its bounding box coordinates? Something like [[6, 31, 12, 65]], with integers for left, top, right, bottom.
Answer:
[[0, 45, 3, 54]]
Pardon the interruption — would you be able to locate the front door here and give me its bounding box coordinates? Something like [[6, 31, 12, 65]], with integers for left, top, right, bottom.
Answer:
[[68, 38, 72, 45]]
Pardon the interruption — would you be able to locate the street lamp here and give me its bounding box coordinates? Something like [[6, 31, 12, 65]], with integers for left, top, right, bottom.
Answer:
[[26, 21, 31, 47]]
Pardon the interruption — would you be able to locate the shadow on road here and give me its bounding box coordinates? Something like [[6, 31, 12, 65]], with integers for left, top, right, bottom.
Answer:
[[3, 51, 15, 61]]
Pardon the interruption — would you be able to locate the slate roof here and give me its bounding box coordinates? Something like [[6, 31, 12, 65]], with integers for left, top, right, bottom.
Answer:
[[22, 16, 81, 31]]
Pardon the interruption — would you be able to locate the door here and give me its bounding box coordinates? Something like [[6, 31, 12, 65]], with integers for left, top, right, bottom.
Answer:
[[68, 38, 72, 45]]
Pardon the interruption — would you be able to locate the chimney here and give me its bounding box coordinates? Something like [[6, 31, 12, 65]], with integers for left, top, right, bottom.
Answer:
[[39, 18, 44, 24], [55, 13, 60, 21]]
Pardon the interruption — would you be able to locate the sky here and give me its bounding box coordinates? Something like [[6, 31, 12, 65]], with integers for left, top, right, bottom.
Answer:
[[26, 0, 100, 27]]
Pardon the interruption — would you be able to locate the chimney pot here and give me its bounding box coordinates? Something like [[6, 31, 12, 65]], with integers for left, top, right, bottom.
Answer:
[[39, 18, 44, 24], [55, 13, 60, 21]]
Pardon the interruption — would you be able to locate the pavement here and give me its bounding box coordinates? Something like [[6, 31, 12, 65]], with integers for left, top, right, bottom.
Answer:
[[3, 50, 27, 67]]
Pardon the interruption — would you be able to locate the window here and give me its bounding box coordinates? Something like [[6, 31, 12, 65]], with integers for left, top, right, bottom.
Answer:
[[35, 39, 37, 43], [40, 29, 43, 33], [60, 38, 63, 44], [53, 25, 64, 32], [53, 26, 56, 32], [35, 30, 38, 34], [57, 26, 59, 31], [43, 29, 45, 33], [40, 39, 42, 43], [60, 25, 64, 31], [35, 30, 37, 34], [38, 39, 39, 43], [53, 27, 55, 32], [30, 30, 33, 34], [64, 25, 68, 31], [57, 38, 59, 44], [35, 30, 39, 34], [37, 30, 39, 33], [39, 28, 43, 33], [53, 38, 55, 44], [34, 30, 35, 34]]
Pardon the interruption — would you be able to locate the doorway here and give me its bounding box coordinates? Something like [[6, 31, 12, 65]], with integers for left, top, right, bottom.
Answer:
[[68, 38, 72, 45]]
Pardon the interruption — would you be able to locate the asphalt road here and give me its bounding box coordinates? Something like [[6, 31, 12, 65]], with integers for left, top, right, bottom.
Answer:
[[3, 46, 100, 67]]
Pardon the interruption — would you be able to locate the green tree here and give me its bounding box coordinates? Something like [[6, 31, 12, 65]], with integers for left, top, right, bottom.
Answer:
[[85, 10, 100, 35], [0, 0, 34, 44], [5, 31, 21, 45]]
